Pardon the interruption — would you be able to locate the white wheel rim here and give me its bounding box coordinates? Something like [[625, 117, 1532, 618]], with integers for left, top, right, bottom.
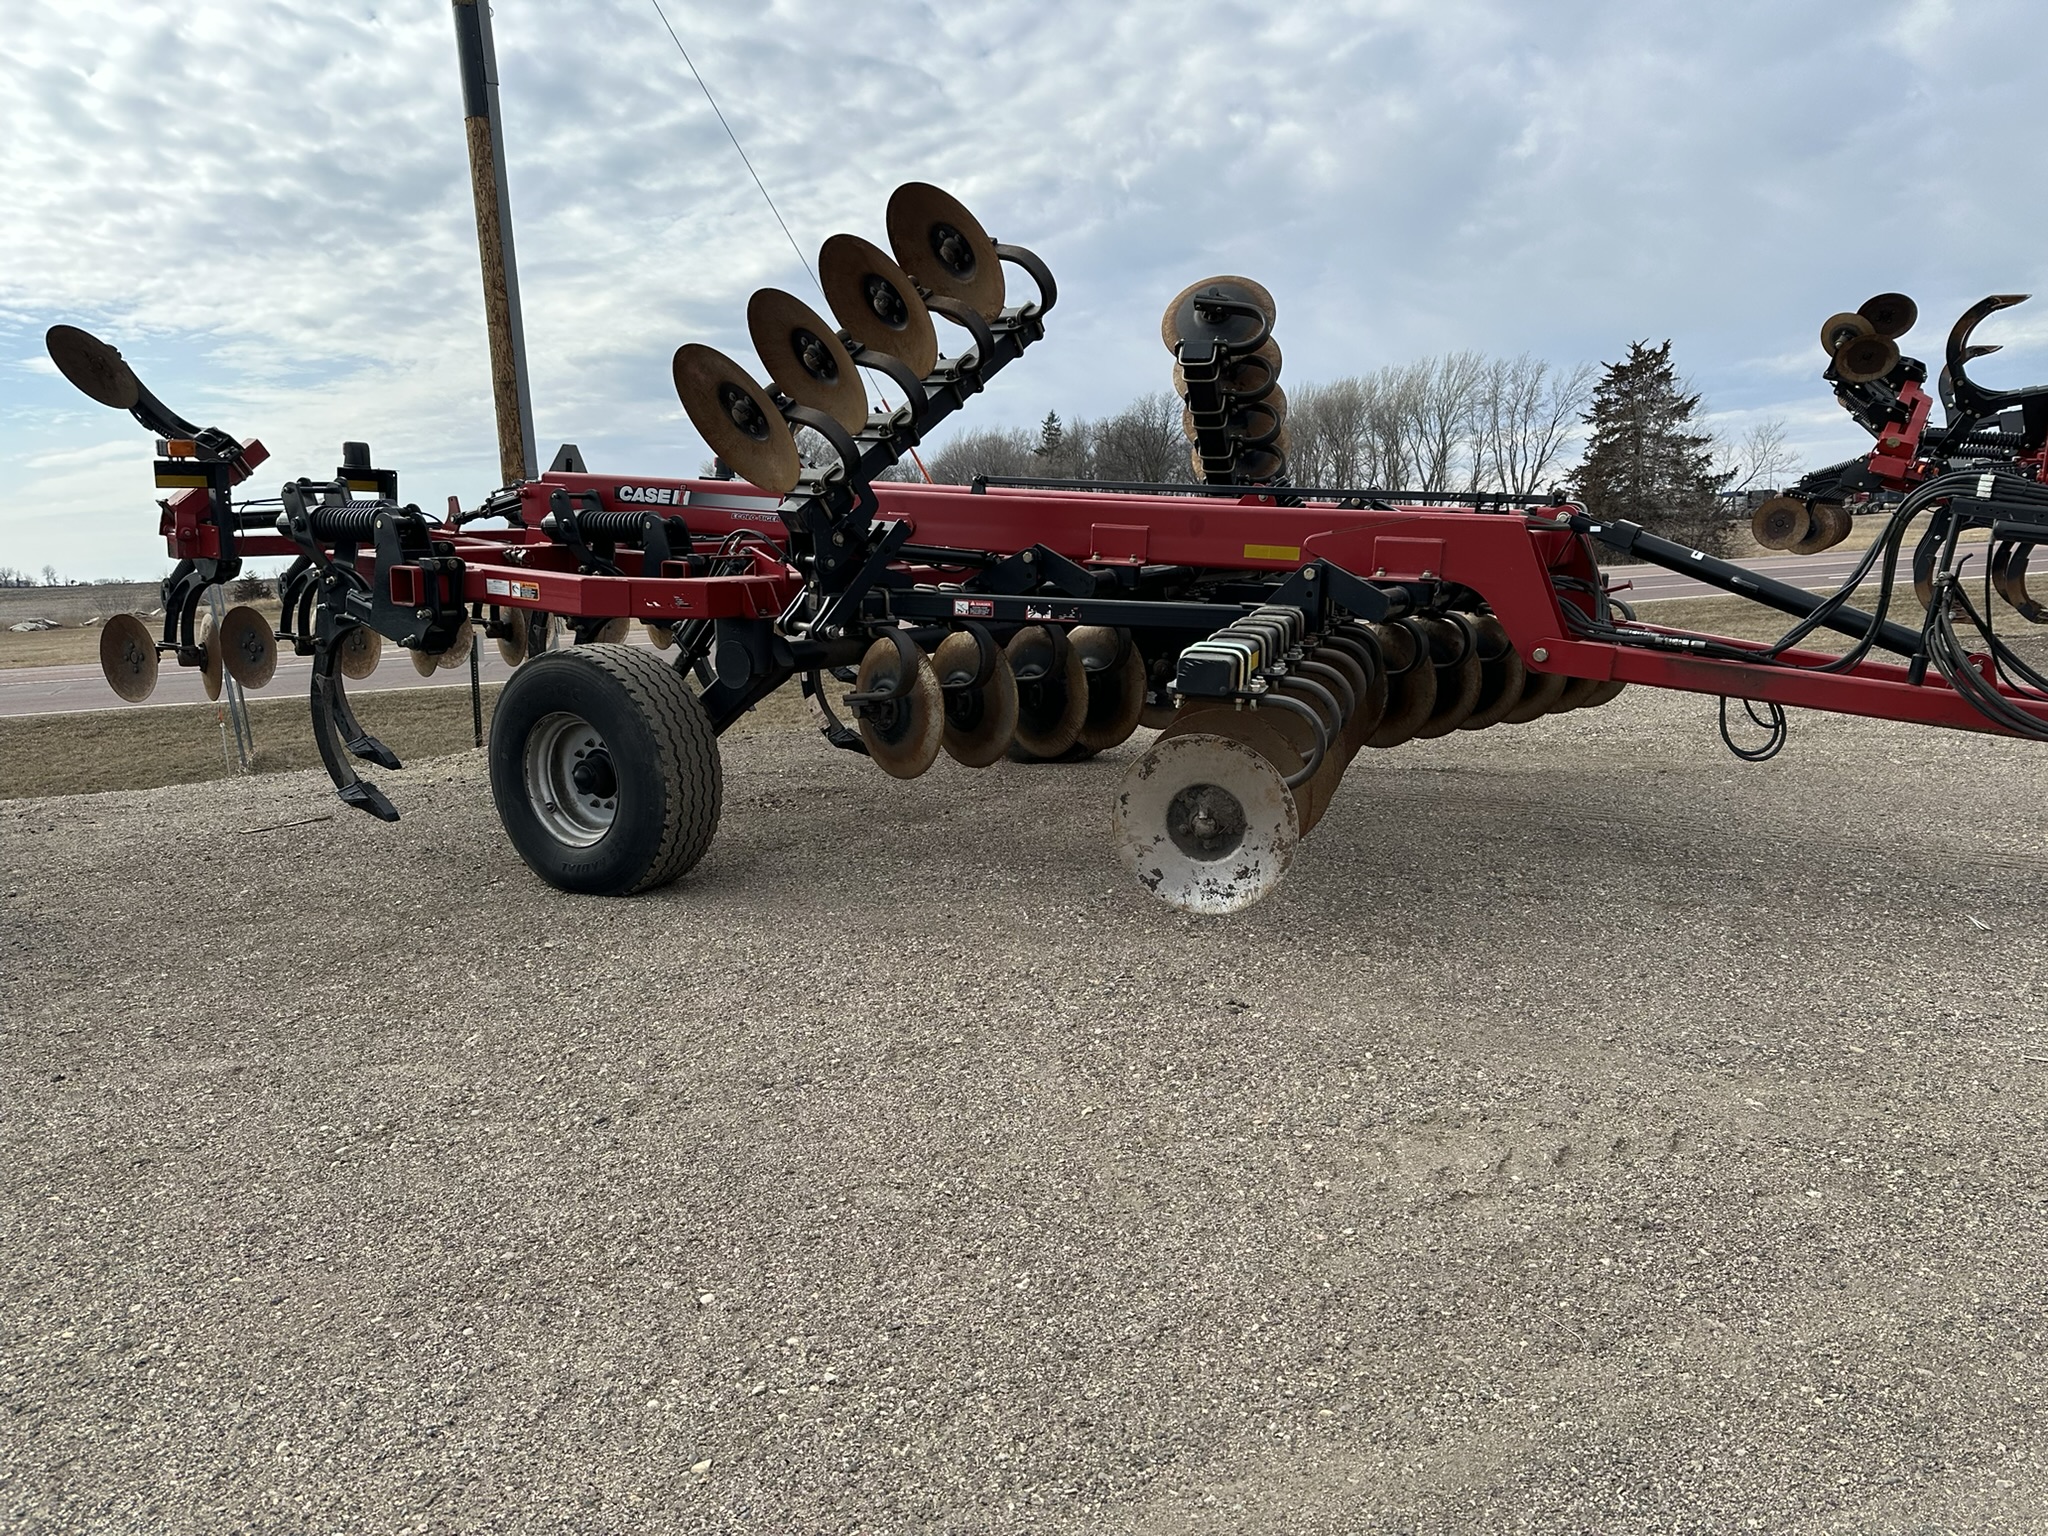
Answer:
[[523, 711, 618, 846]]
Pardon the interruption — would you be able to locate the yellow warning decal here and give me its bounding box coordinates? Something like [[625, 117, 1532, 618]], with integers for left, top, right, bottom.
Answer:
[[1243, 543, 1301, 562]]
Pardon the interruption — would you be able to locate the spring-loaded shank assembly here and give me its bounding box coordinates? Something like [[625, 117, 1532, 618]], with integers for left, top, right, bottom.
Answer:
[[50, 187, 2048, 912]]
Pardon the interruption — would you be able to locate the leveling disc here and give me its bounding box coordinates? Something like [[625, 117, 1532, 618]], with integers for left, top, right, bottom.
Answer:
[[1115, 732, 1299, 915], [339, 625, 383, 680], [409, 644, 438, 678], [748, 287, 868, 434], [98, 612, 158, 702], [45, 324, 142, 410], [1161, 702, 1310, 825], [496, 611, 530, 667], [1270, 680, 1347, 834], [1006, 626, 1090, 759], [820, 233, 939, 378], [1750, 495, 1810, 551], [1501, 667, 1568, 724], [1069, 626, 1148, 752], [1413, 614, 1483, 738], [674, 344, 801, 496], [853, 635, 944, 779], [1456, 616, 1528, 733], [195, 609, 223, 701], [886, 182, 1005, 321], [1310, 643, 1375, 756], [932, 629, 1018, 768], [1858, 291, 1917, 340], [218, 604, 277, 690], [1366, 621, 1437, 748], [1788, 501, 1853, 554], [1159, 275, 1276, 354], [593, 617, 631, 645], [435, 618, 476, 671], [643, 621, 678, 651], [1820, 311, 1874, 357], [1833, 334, 1899, 384]]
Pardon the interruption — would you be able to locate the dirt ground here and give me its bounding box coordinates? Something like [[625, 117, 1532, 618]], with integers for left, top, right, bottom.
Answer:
[[4, 679, 2045, 1534]]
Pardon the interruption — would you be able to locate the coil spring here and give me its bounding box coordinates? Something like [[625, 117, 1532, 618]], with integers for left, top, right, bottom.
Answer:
[[554, 509, 657, 542], [293, 506, 381, 540]]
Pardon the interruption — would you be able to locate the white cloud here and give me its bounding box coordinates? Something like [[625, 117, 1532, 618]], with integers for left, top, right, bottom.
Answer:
[[1, 0, 2044, 576]]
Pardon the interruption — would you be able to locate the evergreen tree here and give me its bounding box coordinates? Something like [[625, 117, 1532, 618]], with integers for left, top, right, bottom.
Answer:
[[1034, 410, 1063, 459], [1568, 340, 1729, 555]]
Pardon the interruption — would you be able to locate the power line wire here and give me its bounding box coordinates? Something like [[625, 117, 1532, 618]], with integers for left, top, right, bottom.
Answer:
[[645, 0, 932, 481], [647, 0, 821, 299]]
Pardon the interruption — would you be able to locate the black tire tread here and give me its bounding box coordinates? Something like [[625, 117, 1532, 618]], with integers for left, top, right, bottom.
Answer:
[[495, 643, 721, 894], [579, 643, 722, 893]]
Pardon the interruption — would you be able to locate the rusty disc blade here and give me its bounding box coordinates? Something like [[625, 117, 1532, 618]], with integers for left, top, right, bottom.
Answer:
[[197, 610, 223, 701], [643, 621, 677, 651], [886, 182, 1005, 321], [1820, 310, 1874, 356], [748, 287, 868, 434], [98, 613, 158, 702], [46, 324, 141, 410], [495, 612, 529, 668], [1412, 615, 1484, 738], [1006, 626, 1089, 759], [1456, 616, 1528, 732], [934, 631, 1019, 767], [409, 644, 437, 678], [1365, 621, 1437, 747], [820, 233, 939, 378], [434, 618, 475, 670], [1116, 732, 1298, 915], [218, 603, 278, 690], [339, 626, 382, 680], [1751, 496, 1811, 551], [1078, 644, 1148, 752], [1834, 334, 1899, 383], [1858, 292, 1917, 340], [673, 344, 801, 496], [1500, 667, 1567, 725], [854, 637, 945, 779], [1788, 501, 1853, 554], [1160, 275, 1276, 354], [592, 618, 632, 645]]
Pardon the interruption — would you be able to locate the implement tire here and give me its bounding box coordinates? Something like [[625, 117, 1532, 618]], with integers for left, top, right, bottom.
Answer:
[[489, 643, 722, 895]]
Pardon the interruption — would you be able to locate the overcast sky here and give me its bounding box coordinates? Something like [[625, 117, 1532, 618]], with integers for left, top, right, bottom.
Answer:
[[3, 0, 2044, 578]]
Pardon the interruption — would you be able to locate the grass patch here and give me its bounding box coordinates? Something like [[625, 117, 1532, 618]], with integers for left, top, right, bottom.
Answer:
[[1, 670, 825, 802], [0, 684, 501, 801]]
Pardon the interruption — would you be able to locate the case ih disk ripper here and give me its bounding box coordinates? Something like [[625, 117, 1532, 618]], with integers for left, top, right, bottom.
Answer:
[[48, 184, 2048, 912]]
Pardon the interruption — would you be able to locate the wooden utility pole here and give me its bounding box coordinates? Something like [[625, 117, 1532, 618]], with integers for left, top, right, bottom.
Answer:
[[452, 0, 537, 484]]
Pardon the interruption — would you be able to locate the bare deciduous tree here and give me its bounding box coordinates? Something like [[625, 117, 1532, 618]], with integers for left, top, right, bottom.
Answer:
[[1716, 418, 1802, 496], [1414, 350, 1486, 492], [1474, 355, 1595, 494]]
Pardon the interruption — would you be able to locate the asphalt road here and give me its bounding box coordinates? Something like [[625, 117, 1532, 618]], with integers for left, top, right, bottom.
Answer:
[[1602, 546, 1888, 603], [5, 687, 2045, 1532]]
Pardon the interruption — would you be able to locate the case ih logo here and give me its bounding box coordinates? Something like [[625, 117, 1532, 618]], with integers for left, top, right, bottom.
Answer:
[[616, 484, 682, 506]]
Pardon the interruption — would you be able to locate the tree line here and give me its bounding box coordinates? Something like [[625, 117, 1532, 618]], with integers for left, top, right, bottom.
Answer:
[[886, 351, 1599, 496], [766, 339, 1806, 557]]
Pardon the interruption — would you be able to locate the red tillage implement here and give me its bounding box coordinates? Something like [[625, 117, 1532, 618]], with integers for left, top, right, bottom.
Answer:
[[49, 186, 2048, 911]]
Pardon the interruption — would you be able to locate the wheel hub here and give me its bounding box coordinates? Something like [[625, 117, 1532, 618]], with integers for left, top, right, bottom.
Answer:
[[524, 711, 618, 846], [1165, 782, 1248, 860]]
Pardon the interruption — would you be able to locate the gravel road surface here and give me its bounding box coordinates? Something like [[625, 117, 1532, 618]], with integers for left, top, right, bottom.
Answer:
[[5, 689, 2046, 1533]]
